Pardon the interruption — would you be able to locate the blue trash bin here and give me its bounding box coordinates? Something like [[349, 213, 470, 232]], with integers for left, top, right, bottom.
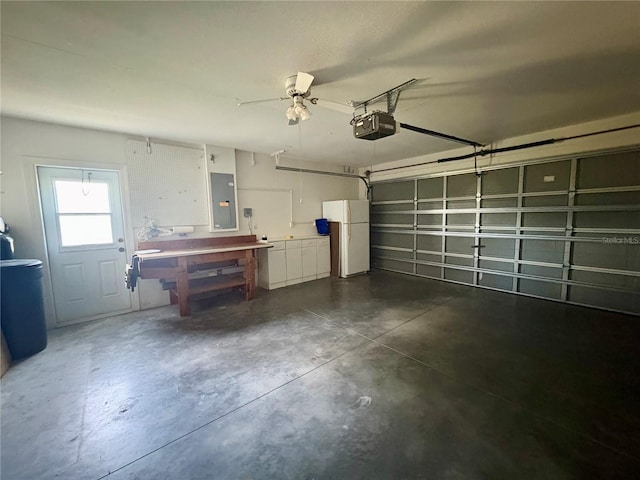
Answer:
[[1, 259, 47, 359], [315, 218, 329, 235]]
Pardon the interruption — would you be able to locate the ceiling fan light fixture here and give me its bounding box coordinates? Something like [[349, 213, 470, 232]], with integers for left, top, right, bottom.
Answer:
[[298, 105, 311, 121], [286, 105, 297, 121]]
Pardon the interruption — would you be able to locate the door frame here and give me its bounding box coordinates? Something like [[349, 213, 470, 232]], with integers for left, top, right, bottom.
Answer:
[[23, 155, 139, 327]]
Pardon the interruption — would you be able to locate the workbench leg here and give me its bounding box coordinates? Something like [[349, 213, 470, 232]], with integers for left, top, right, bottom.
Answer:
[[245, 250, 256, 301], [176, 258, 191, 316], [169, 290, 179, 305]]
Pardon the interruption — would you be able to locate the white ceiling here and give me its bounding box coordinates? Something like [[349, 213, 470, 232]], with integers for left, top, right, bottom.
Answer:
[[2, 1, 639, 167]]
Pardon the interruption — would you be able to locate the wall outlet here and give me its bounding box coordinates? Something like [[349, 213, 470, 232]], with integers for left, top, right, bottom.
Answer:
[[243, 208, 253, 218]]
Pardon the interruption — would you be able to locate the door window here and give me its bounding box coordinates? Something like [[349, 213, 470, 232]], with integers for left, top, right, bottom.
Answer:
[[53, 179, 114, 247]]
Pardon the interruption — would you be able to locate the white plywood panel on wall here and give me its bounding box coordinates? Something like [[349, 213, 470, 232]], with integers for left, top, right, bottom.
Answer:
[[234, 150, 361, 240], [237, 188, 292, 239], [126, 139, 208, 228]]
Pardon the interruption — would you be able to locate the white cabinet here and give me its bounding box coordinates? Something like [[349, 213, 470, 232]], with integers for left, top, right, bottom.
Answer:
[[317, 237, 330, 278], [302, 239, 318, 282], [258, 237, 332, 290], [258, 241, 286, 290], [285, 240, 302, 286]]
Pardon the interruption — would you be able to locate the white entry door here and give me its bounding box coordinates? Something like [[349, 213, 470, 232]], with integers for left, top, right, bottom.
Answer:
[[37, 166, 132, 325]]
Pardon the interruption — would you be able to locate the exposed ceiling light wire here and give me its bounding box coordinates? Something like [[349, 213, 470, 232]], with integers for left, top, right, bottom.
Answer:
[[298, 121, 303, 203], [372, 139, 376, 170]]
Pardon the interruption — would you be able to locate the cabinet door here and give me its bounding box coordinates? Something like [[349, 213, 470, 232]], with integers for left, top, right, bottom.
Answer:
[[317, 241, 330, 275], [286, 246, 302, 282], [269, 249, 287, 284], [302, 245, 317, 278]]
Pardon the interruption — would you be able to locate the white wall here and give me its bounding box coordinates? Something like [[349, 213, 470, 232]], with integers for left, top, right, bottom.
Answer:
[[234, 151, 360, 240], [1, 117, 133, 328], [365, 112, 640, 181], [0, 116, 359, 327]]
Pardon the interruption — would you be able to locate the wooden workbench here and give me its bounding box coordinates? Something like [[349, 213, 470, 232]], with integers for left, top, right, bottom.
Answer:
[[136, 235, 271, 316]]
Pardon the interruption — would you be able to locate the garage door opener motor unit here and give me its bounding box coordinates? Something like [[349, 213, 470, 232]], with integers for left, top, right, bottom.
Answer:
[[353, 112, 396, 140], [350, 78, 483, 148]]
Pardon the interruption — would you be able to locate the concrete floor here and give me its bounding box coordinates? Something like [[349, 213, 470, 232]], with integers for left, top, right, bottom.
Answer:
[[1, 270, 639, 479]]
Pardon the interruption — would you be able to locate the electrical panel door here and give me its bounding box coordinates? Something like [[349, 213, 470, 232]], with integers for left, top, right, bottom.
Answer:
[[210, 173, 237, 230]]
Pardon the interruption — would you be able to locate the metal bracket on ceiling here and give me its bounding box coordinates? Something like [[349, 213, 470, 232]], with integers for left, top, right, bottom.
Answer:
[[270, 149, 286, 165], [386, 90, 402, 115], [350, 78, 418, 115]]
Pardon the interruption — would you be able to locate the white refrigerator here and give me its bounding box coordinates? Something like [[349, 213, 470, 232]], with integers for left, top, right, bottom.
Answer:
[[322, 200, 370, 277]]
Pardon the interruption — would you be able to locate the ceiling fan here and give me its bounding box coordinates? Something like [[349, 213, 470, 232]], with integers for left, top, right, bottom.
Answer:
[[237, 72, 353, 125]]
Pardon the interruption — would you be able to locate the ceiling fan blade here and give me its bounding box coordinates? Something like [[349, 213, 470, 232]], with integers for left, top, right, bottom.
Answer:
[[237, 97, 288, 107], [295, 72, 314, 94], [288, 118, 299, 126], [312, 98, 353, 114]]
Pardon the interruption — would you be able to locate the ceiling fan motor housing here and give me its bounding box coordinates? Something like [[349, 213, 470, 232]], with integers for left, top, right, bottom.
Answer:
[[285, 75, 310, 98]]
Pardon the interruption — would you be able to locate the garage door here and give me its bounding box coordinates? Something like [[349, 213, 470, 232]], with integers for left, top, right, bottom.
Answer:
[[370, 149, 640, 315]]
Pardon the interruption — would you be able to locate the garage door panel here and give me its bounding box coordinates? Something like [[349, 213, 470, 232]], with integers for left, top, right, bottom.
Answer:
[[417, 214, 442, 226], [569, 286, 640, 313], [447, 174, 476, 197], [520, 239, 566, 264], [446, 237, 473, 255], [416, 235, 442, 252], [524, 161, 571, 192], [481, 238, 516, 259], [523, 195, 569, 207], [372, 257, 413, 273], [371, 181, 414, 201], [577, 151, 640, 189], [416, 264, 441, 278], [482, 167, 519, 195], [371, 247, 413, 261], [519, 279, 562, 300], [478, 259, 514, 273], [444, 268, 473, 284], [572, 241, 640, 272], [371, 231, 414, 249], [417, 177, 443, 199], [479, 272, 513, 291], [574, 211, 640, 229]]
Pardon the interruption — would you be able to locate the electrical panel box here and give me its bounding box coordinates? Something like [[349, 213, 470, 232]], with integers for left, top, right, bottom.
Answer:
[[353, 112, 396, 140], [206, 145, 239, 232], [210, 172, 237, 230]]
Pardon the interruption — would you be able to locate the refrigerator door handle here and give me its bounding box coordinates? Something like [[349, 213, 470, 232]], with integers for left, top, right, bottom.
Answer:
[[347, 202, 351, 225]]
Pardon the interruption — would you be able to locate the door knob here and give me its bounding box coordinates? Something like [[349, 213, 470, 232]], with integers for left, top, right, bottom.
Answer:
[[118, 247, 125, 252], [118, 237, 124, 243]]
